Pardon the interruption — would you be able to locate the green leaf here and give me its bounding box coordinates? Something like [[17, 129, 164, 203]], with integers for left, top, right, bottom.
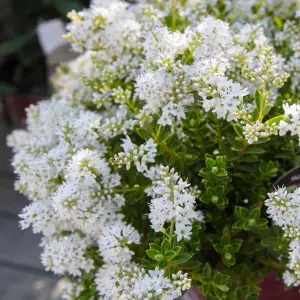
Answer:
[[213, 243, 224, 253], [180, 259, 201, 270], [252, 108, 259, 121], [253, 137, 271, 144], [231, 239, 243, 252], [275, 95, 283, 107], [0, 34, 32, 55], [255, 219, 268, 229], [149, 243, 161, 252], [261, 237, 278, 247], [165, 250, 177, 260], [232, 220, 245, 231], [240, 156, 259, 163], [245, 147, 265, 155], [76, 290, 93, 300], [263, 104, 272, 116], [216, 156, 225, 167], [221, 233, 230, 246], [217, 284, 230, 292], [161, 239, 171, 254], [268, 115, 287, 124], [201, 283, 211, 296], [206, 158, 215, 169], [146, 249, 161, 260], [228, 133, 243, 148], [223, 253, 236, 266], [233, 124, 243, 136], [255, 89, 261, 108], [214, 285, 224, 300], [235, 206, 249, 220], [171, 252, 193, 264], [173, 246, 181, 256], [203, 263, 212, 277], [158, 260, 168, 269], [250, 207, 261, 220], [273, 16, 283, 29], [213, 272, 222, 285], [137, 128, 152, 140], [223, 244, 234, 254]]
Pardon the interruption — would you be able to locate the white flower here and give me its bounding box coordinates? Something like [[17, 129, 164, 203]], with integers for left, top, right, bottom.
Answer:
[[243, 121, 275, 144], [278, 120, 291, 136], [19, 200, 71, 236], [199, 75, 248, 120], [111, 136, 157, 172], [158, 102, 186, 126], [142, 24, 189, 66], [283, 270, 300, 287], [110, 266, 192, 300], [66, 149, 110, 185], [41, 233, 94, 276], [98, 222, 141, 264], [145, 165, 204, 241], [265, 187, 300, 228], [288, 240, 300, 276]]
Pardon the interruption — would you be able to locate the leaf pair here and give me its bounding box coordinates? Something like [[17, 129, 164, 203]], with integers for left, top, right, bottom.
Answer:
[[146, 239, 193, 269], [233, 206, 268, 232]]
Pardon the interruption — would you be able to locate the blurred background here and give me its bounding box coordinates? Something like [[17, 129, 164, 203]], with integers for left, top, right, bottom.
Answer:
[[0, 0, 89, 299]]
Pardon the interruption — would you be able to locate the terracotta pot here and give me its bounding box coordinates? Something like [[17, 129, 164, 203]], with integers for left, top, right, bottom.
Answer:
[[2, 94, 41, 126], [259, 271, 299, 300]]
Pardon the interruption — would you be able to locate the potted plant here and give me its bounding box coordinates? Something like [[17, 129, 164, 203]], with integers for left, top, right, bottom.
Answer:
[[7, 0, 300, 299]]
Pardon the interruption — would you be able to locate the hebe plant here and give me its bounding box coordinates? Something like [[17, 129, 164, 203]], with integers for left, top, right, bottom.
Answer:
[[7, 0, 300, 299]]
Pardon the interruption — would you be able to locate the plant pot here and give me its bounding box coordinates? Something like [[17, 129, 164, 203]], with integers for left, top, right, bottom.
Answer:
[[259, 271, 299, 300], [2, 93, 41, 126]]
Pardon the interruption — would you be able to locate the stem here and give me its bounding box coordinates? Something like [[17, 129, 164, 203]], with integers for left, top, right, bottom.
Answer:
[[169, 219, 175, 245], [214, 117, 225, 154], [233, 143, 248, 164], [156, 124, 163, 137], [169, 0, 177, 31], [258, 90, 266, 121], [152, 133, 183, 163]]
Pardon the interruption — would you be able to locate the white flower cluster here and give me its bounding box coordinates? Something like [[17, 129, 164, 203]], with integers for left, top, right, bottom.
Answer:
[[110, 136, 157, 172], [265, 187, 300, 287], [145, 165, 204, 241], [101, 266, 191, 300], [65, 0, 141, 54], [98, 222, 141, 264], [40, 233, 94, 276], [234, 102, 300, 145], [135, 16, 251, 124]]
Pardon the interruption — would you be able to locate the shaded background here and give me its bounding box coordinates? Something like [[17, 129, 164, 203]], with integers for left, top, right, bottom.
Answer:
[[0, 1, 89, 299]]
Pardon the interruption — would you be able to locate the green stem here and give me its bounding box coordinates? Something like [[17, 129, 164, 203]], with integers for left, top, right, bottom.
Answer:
[[214, 117, 225, 154], [169, 0, 177, 31], [169, 219, 175, 245], [233, 143, 248, 164], [156, 124, 163, 137], [152, 131, 183, 163], [258, 90, 266, 121]]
